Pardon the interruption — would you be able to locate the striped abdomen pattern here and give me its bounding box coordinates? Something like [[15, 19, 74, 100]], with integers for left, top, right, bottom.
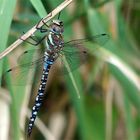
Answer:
[[28, 58, 54, 136]]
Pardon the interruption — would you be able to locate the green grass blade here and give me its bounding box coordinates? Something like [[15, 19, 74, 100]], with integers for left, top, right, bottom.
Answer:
[[0, 1, 20, 140], [123, 94, 135, 140], [0, 0, 16, 83], [30, 0, 47, 17]]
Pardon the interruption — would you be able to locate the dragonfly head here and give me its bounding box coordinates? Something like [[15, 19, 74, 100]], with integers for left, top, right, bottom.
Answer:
[[50, 20, 64, 34]]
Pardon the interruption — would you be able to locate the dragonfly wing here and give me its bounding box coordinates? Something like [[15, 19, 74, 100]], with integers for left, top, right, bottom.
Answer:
[[64, 33, 109, 47], [59, 33, 109, 74], [60, 47, 88, 74], [2, 49, 45, 86], [2, 33, 109, 83], [17, 48, 44, 64]]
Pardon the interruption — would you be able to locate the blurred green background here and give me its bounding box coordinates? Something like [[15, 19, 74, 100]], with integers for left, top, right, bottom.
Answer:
[[0, 0, 140, 140]]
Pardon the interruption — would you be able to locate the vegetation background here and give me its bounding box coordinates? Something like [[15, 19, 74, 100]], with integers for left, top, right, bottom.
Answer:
[[0, 0, 140, 140]]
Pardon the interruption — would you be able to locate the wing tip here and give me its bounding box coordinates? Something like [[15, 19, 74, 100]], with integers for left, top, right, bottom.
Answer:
[[6, 69, 12, 73], [102, 33, 109, 37], [24, 50, 28, 54], [101, 33, 109, 36]]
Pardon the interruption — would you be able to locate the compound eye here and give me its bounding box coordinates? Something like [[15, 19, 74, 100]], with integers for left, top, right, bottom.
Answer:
[[53, 27, 60, 33], [53, 28, 56, 32], [59, 21, 63, 26]]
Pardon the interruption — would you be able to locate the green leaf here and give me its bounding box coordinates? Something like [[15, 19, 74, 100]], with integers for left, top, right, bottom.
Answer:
[[30, 0, 47, 17]]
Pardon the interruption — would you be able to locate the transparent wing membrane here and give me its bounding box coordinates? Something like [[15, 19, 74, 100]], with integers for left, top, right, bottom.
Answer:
[[64, 33, 109, 46], [60, 44, 88, 74], [1, 33, 109, 85], [60, 33, 109, 73], [17, 48, 44, 64], [2, 58, 44, 86]]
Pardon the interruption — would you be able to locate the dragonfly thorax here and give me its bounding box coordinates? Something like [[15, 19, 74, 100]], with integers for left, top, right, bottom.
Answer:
[[45, 23, 64, 59], [45, 19, 64, 54], [50, 20, 64, 34], [45, 32, 64, 50]]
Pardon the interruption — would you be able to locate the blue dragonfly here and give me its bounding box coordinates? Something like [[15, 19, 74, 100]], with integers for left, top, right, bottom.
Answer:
[[2, 18, 109, 136]]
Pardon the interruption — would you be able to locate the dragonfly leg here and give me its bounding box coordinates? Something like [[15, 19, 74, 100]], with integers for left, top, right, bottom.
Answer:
[[20, 33, 46, 46], [36, 18, 49, 33]]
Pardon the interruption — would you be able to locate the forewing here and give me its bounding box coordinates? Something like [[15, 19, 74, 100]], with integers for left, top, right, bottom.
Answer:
[[64, 33, 109, 47], [59, 33, 109, 74], [17, 48, 44, 64]]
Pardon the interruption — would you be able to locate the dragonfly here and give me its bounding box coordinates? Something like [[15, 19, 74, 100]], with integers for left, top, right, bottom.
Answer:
[[2, 16, 109, 137]]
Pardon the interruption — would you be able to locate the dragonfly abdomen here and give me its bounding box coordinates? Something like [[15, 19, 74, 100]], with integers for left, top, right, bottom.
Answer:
[[28, 58, 54, 136]]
